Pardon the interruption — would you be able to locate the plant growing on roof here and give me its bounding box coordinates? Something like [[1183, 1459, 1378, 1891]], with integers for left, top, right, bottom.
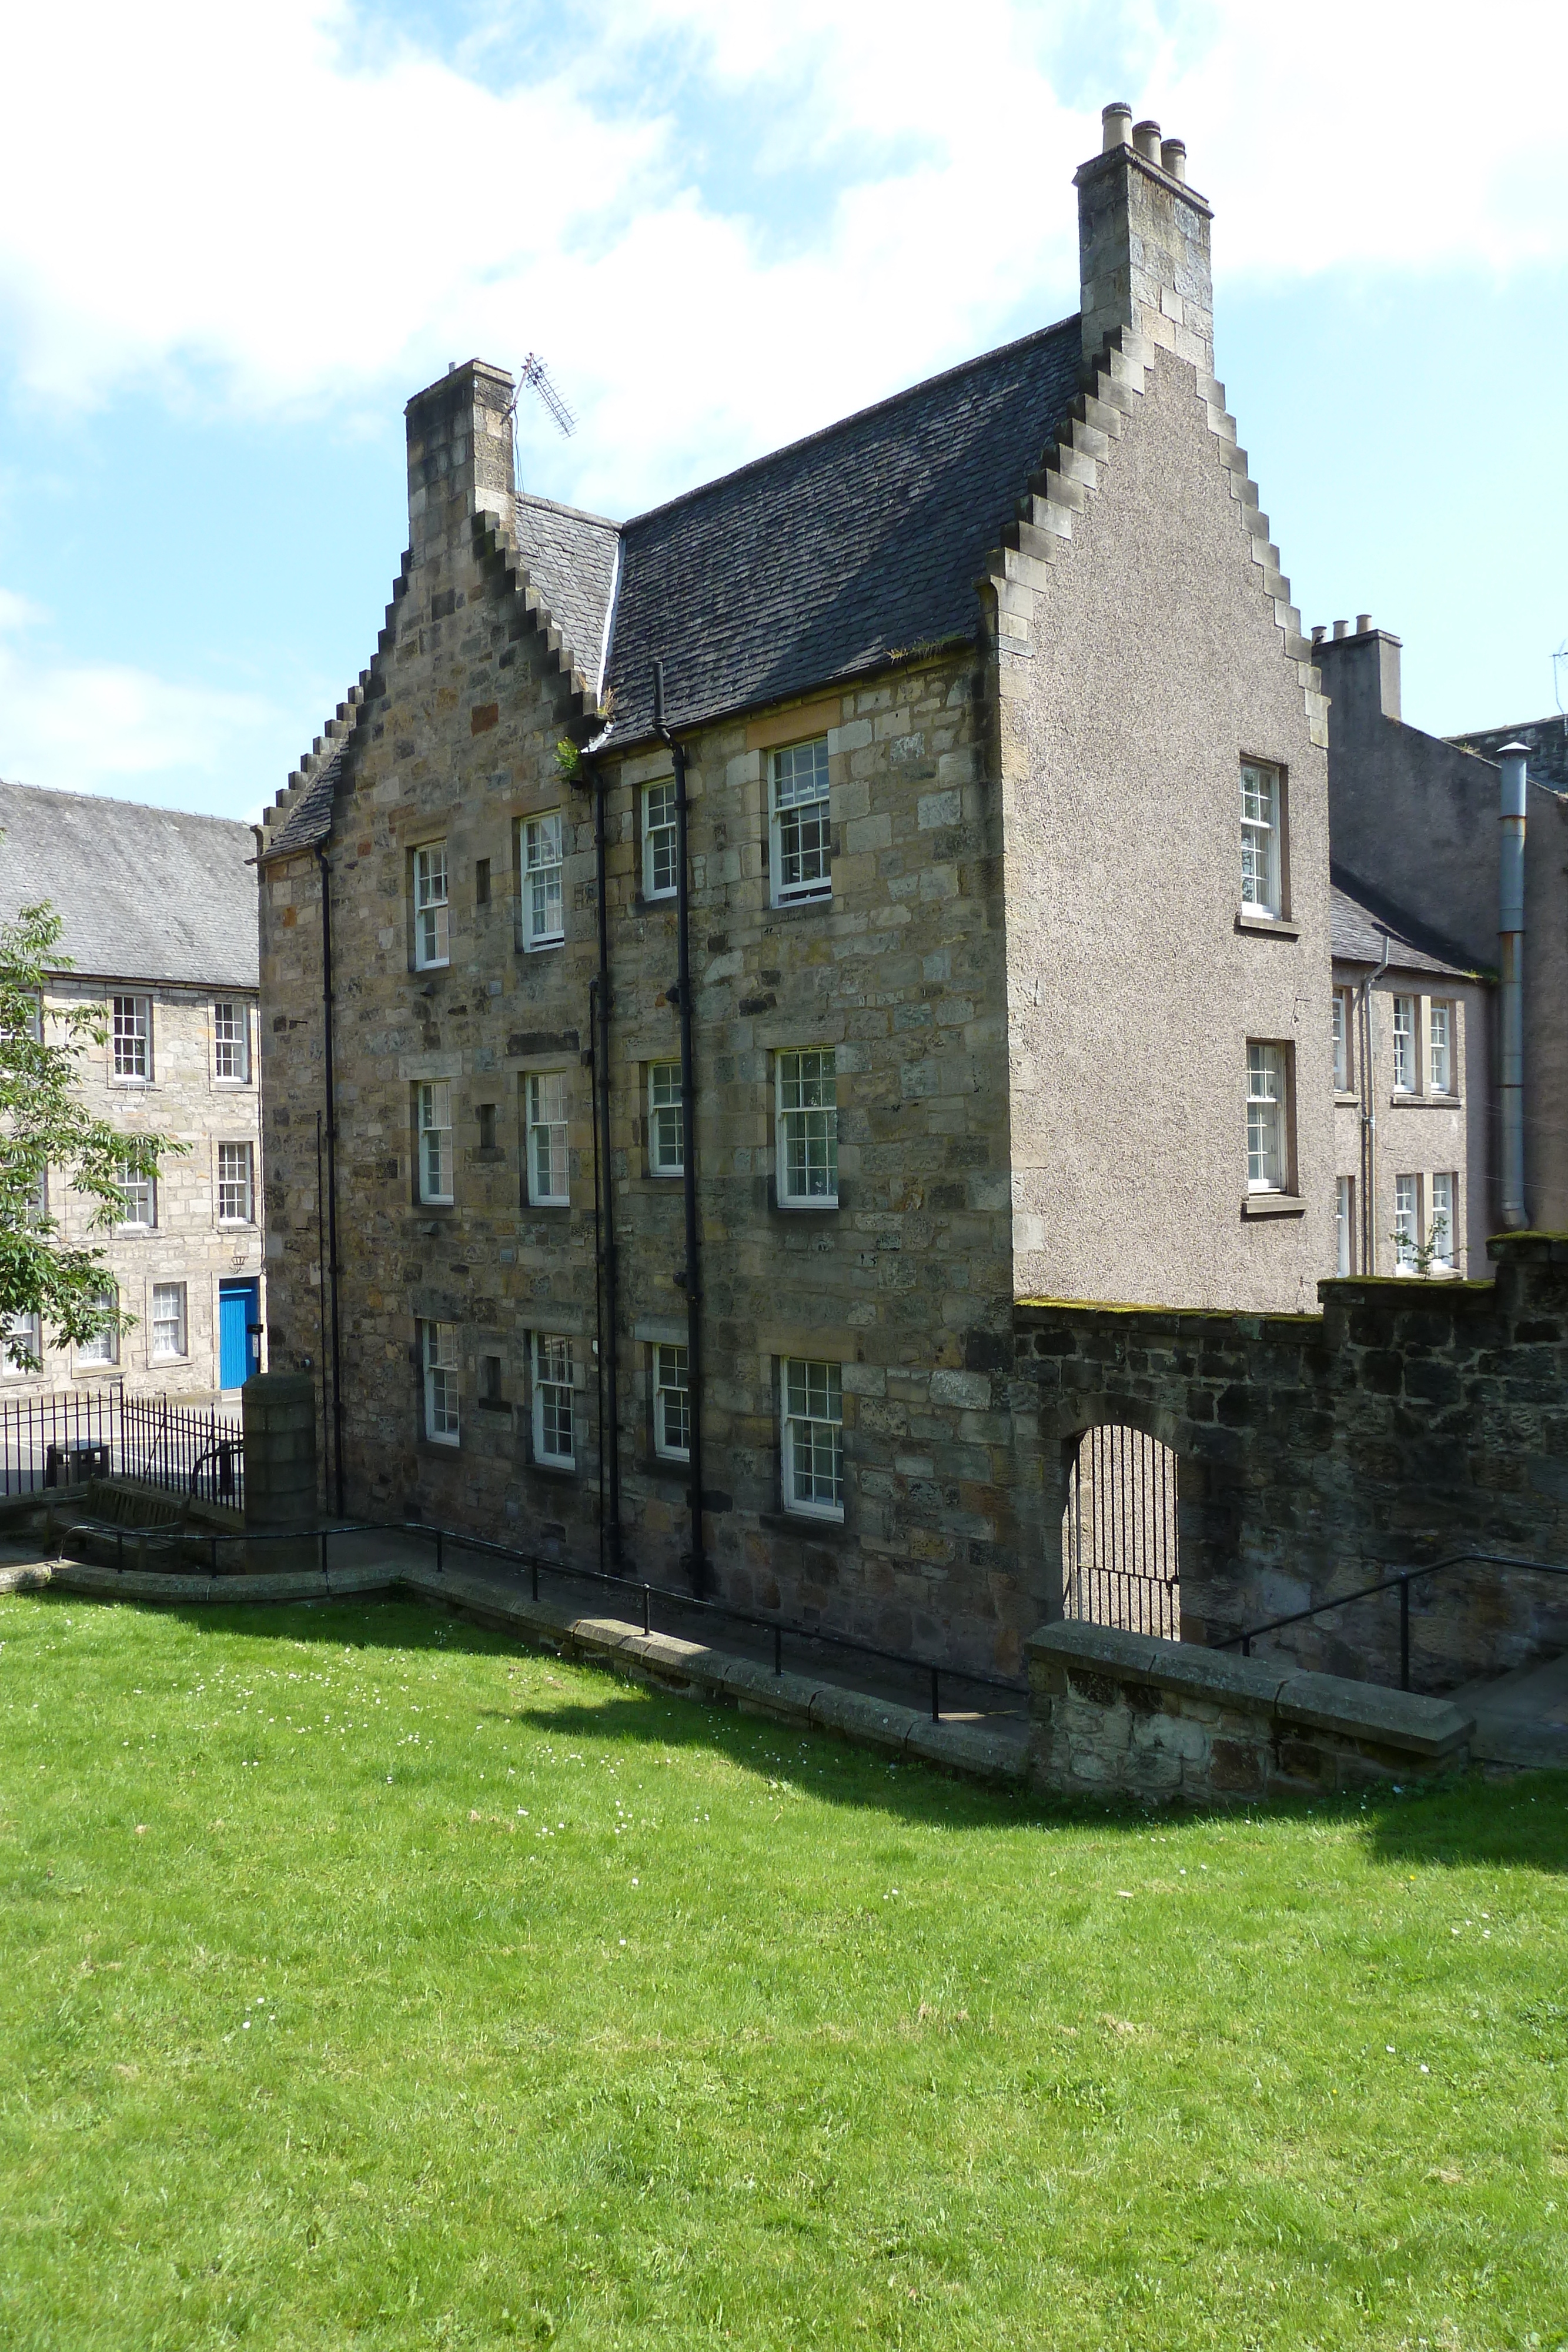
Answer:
[[0, 898, 186, 1369]]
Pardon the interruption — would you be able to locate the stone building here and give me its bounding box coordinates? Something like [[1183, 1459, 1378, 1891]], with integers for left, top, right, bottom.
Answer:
[[256, 109, 1339, 1671], [1329, 872, 1490, 1278], [1317, 620, 1568, 1231], [0, 780, 263, 1397]]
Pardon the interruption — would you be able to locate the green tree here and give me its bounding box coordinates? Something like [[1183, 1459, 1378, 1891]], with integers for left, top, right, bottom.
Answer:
[[0, 901, 183, 1371]]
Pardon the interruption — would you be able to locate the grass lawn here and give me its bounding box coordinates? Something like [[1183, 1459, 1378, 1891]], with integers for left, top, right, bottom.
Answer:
[[1, 1592, 1565, 2350]]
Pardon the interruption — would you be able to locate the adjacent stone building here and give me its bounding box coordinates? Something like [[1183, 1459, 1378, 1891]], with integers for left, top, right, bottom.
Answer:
[[0, 780, 264, 1397], [256, 109, 1339, 1669]]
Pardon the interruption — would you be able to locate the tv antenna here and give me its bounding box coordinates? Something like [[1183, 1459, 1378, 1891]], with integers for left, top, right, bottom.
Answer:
[[510, 352, 577, 440], [1554, 639, 1567, 716]]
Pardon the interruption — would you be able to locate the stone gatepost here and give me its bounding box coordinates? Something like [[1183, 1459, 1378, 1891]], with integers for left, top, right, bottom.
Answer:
[[242, 1372, 319, 1572]]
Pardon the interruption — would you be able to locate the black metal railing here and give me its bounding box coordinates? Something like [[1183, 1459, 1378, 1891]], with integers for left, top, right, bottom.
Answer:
[[1220, 1551, 1568, 1690], [1, 1387, 243, 1510], [55, 1515, 1028, 1725]]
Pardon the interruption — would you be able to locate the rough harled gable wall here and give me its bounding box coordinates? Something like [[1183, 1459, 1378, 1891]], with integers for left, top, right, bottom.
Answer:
[[982, 120, 1335, 1315]]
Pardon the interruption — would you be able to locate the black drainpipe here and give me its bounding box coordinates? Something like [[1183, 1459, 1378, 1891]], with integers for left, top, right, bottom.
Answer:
[[315, 845, 346, 1516], [589, 755, 623, 1571], [654, 660, 706, 1594]]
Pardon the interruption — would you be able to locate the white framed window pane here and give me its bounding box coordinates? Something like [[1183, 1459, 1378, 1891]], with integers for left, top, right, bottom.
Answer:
[[1240, 761, 1281, 916], [782, 1357, 844, 1518], [770, 739, 831, 902], [1246, 1041, 1285, 1192], [776, 1048, 838, 1204], [1429, 1002, 1452, 1094], [1392, 997, 1414, 1091], [3, 1309, 41, 1374], [526, 1071, 569, 1205], [213, 1000, 250, 1081], [1430, 1171, 1457, 1269], [423, 1319, 459, 1443], [648, 1062, 684, 1175], [414, 843, 450, 968], [1332, 991, 1349, 1091], [22, 1164, 48, 1228], [523, 813, 564, 948], [1335, 1175, 1353, 1277], [112, 995, 149, 1079], [417, 1081, 453, 1204], [643, 780, 678, 900], [217, 1142, 253, 1222], [119, 1160, 156, 1229], [78, 1289, 118, 1367], [654, 1342, 690, 1459], [152, 1282, 186, 1358], [1393, 1174, 1419, 1271], [533, 1333, 575, 1465]]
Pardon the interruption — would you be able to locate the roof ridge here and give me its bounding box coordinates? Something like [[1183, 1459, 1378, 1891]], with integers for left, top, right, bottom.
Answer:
[[0, 777, 253, 832], [621, 313, 1082, 535]]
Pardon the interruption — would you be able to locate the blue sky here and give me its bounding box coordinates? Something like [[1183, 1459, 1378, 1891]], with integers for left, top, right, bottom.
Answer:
[[1, 0, 1564, 822]]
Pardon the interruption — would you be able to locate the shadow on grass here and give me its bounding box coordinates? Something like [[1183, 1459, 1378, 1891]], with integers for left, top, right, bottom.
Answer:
[[1362, 1767, 1568, 1876]]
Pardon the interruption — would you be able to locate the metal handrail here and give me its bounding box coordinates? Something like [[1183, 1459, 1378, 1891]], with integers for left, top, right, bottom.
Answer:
[[54, 1514, 1028, 1723], [1220, 1549, 1568, 1690]]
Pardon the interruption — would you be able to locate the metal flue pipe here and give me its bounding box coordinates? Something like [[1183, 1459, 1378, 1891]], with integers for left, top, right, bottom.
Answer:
[[1497, 742, 1529, 1230]]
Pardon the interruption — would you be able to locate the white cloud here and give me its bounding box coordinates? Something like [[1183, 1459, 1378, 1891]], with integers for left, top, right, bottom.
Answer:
[[0, 0, 1563, 524], [0, 590, 274, 808]]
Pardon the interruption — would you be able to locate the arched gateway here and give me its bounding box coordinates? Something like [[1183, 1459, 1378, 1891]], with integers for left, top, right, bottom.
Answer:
[[1061, 1422, 1181, 1638]]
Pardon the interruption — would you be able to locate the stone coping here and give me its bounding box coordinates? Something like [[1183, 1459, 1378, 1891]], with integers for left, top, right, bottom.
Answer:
[[0, 1555, 1026, 1791], [1027, 1620, 1473, 1759]]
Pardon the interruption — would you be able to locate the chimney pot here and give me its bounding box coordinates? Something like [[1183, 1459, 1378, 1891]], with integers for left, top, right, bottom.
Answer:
[[1356, 613, 1372, 634], [1311, 625, 1326, 646], [1133, 118, 1162, 162], [1332, 619, 1349, 640], [1160, 137, 1187, 181], [1101, 102, 1133, 151]]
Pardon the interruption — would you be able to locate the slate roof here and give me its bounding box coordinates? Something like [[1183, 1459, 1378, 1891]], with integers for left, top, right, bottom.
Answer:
[[266, 746, 346, 863], [602, 316, 1083, 744], [1447, 711, 1568, 792], [1330, 866, 1485, 981], [0, 779, 258, 988], [513, 493, 619, 696]]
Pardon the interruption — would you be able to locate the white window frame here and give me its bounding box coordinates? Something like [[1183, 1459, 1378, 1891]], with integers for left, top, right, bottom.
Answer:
[[1392, 995, 1415, 1093], [526, 1071, 570, 1207], [112, 994, 150, 1082], [1335, 1175, 1353, 1277], [413, 843, 450, 971], [1393, 1174, 1420, 1274], [151, 1282, 188, 1361], [781, 1357, 844, 1521], [642, 779, 678, 902], [213, 1000, 251, 1084], [1332, 988, 1352, 1093], [1429, 1171, 1457, 1271], [648, 1062, 683, 1177], [775, 1048, 838, 1207], [422, 1319, 459, 1445], [416, 1081, 454, 1206], [1240, 760, 1283, 918], [531, 1333, 576, 1468], [653, 1342, 690, 1461], [118, 1160, 156, 1231], [770, 737, 831, 906], [521, 813, 564, 951], [77, 1288, 118, 1368], [216, 1141, 253, 1225], [3, 1310, 41, 1376], [1429, 1001, 1453, 1097], [1246, 1041, 1287, 1193]]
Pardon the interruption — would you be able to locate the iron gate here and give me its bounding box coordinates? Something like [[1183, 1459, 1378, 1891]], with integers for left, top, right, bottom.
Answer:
[[1062, 1422, 1181, 1637]]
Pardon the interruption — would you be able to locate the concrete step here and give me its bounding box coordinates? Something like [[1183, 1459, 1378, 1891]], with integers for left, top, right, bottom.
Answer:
[[1450, 1651, 1568, 1770]]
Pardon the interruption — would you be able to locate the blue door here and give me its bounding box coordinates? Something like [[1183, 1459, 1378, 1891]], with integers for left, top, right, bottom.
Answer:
[[219, 1281, 260, 1389]]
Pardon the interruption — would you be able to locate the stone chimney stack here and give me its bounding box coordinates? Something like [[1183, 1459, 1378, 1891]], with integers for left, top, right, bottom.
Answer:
[[1075, 103, 1214, 376], [404, 359, 516, 569]]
